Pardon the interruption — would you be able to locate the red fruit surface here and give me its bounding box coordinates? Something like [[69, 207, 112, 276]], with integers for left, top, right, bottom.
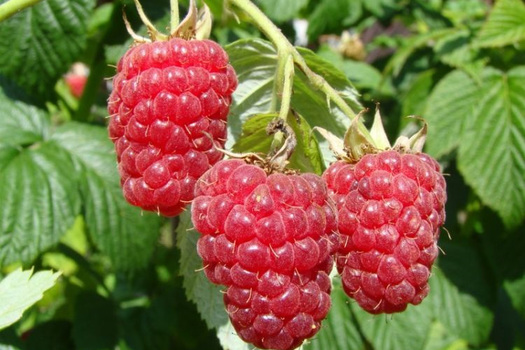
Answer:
[[323, 150, 447, 314], [192, 159, 339, 350], [107, 38, 237, 216], [65, 74, 87, 98]]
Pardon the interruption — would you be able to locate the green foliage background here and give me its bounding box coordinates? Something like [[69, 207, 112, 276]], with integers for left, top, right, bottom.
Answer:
[[0, 0, 524, 349]]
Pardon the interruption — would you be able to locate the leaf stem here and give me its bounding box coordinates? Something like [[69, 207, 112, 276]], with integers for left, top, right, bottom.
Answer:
[[0, 0, 43, 22], [170, 0, 179, 34], [228, 0, 358, 121], [277, 55, 294, 123]]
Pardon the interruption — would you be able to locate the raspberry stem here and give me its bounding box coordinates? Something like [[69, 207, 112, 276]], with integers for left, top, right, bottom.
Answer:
[[170, 0, 180, 33], [0, 0, 43, 22], [227, 0, 371, 140]]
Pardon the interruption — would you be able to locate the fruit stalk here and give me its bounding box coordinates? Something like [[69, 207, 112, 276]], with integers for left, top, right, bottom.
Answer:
[[170, 0, 179, 33], [227, 0, 367, 130], [0, 0, 43, 22]]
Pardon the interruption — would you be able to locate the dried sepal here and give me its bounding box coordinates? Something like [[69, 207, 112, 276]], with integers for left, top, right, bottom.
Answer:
[[132, 0, 168, 41], [369, 107, 391, 150], [195, 4, 213, 40], [393, 116, 428, 153], [313, 126, 347, 160], [173, 0, 199, 39], [343, 109, 376, 161]]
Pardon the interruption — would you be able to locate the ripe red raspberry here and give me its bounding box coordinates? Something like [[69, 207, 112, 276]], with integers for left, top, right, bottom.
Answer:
[[192, 159, 338, 350], [323, 150, 446, 314], [107, 38, 237, 216]]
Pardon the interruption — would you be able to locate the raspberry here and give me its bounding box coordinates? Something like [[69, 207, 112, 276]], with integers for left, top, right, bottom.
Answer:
[[323, 150, 446, 314], [192, 159, 338, 350], [107, 38, 237, 216]]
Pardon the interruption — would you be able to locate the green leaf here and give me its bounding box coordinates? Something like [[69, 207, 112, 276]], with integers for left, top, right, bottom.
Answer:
[[422, 322, 469, 350], [226, 39, 360, 165], [434, 240, 495, 345], [475, 0, 525, 48], [307, 0, 362, 41], [52, 122, 162, 270], [176, 210, 228, 330], [316, 46, 394, 95], [385, 28, 456, 77], [0, 76, 49, 146], [255, 0, 309, 22], [0, 142, 81, 265], [72, 292, 118, 350], [424, 70, 477, 157], [0, 0, 96, 100], [425, 67, 525, 227], [232, 113, 324, 174], [402, 69, 437, 118], [304, 281, 366, 350], [458, 67, 525, 228], [362, 0, 400, 19], [426, 66, 525, 228], [0, 268, 61, 330]]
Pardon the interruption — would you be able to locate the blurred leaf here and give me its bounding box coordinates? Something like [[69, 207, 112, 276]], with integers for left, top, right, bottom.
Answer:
[[363, 0, 400, 19], [52, 122, 162, 270], [304, 281, 366, 350], [232, 113, 324, 174], [0, 0, 96, 100], [442, 0, 488, 26], [475, 0, 525, 48], [0, 141, 81, 265], [482, 223, 525, 319], [0, 76, 49, 146], [402, 69, 437, 118], [226, 39, 360, 164], [433, 30, 485, 77], [435, 240, 495, 345], [421, 322, 468, 350], [307, 0, 362, 41], [0, 268, 61, 330], [425, 67, 525, 228], [176, 210, 228, 330], [24, 320, 74, 350], [72, 292, 118, 350], [216, 321, 250, 350], [255, 0, 309, 22], [385, 28, 456, 77], [316, 46, 394, 94]]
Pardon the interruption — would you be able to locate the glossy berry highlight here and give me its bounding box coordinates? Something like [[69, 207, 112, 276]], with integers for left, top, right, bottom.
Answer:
[[192, 159, 339, 350], [323, 150, 446, 314], [108, 38, 237, 216]]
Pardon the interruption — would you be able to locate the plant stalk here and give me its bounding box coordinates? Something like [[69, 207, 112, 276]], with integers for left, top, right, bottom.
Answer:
[[0, 0, 43, 22], [170, 0, 179, 34], [228, 0, 358, 122]]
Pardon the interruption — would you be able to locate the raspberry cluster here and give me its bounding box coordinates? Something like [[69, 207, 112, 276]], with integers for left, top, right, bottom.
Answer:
[[192, 159, 338, 350], [108, 38, 237, 216], [323, 150, 446, 314]]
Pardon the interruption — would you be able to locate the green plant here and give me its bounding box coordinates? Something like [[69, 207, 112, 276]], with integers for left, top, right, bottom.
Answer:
[[0, 0, 524, 349]]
